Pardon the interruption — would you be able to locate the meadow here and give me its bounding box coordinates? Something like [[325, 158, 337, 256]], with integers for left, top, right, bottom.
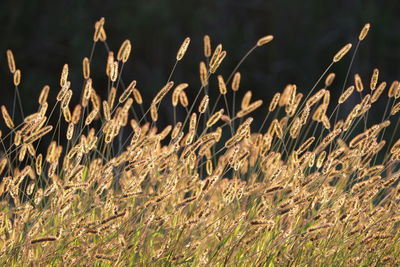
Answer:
[[0, 18, 399, 265]]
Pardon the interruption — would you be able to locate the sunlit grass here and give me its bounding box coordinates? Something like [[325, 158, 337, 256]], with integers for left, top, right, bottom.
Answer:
[[0, 19, 399, 266]]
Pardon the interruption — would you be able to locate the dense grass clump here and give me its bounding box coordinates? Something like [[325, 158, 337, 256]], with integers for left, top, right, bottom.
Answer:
[[0, 19, 399, 265]]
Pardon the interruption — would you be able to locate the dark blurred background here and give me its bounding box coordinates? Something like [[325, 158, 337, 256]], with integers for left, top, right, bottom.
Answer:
[[0, 0, 400, 140]]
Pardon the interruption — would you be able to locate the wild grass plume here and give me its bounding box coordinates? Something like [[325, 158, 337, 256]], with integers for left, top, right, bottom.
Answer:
[[0, 19, 399, 265]]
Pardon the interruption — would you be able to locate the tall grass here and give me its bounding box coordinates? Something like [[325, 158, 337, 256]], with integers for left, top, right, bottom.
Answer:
[[0, 19, 399, 265]]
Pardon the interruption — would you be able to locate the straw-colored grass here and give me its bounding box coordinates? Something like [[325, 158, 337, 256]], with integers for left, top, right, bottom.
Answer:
[[0, 19, 399, 266]]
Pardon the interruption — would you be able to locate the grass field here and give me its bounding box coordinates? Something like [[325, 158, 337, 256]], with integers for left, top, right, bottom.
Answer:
[[0, 19, 399, 265]]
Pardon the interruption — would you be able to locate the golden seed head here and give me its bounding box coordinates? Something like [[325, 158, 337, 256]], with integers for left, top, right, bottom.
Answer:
[[119, 80, 136, 103], [256, 35, 274, 46], [71, 104, 82, 124], [210, 44, 222, 68], [176, 37, 191, 61], [371, 81, 386, 103], [217, 75, 227, 95], [237, 100, 263, 118], [269, 93, 280, 112], [117, 39, 132, 63], [370, 68, 379, 91], [82, 57, 90, 79], [150, 104, 158, 122], [1, 105, 14, 129], [232, 72, 241, 92], [132, 88, 143, 104], [94, 17, 106, 42], [111, 61, 119, 82], [14, 130, 21, 146], [210, 50, 226, 73], [359, 23, 370, 41], [206, 109, 224, 127], [24, 125, 53, 144], [354, 74, 364, 92], [66, 122, 74, 140], [6, 49, 16, 73], [241, 91, 252, 110], [61, 89, 72, 110], [103, 101, 111, 121], [333, 43, 352, 63], [200, 61, 208, 87], [106, 51, 114, 77], [13, 69, 21, 86], [179, 91, 189, 107], [388, 80, 399, 98], [204, 35, 211, 57], [189, 113, 197, 130], [339, 85, 355, 104], [60, 64, 69, 87], [153, 81, 175, 105], [108, 86, 117, 108], [85, 108, 98, 125], [199, 95, 209, 114], [325, 73, 336, 87], [39, 85, 50, 105]]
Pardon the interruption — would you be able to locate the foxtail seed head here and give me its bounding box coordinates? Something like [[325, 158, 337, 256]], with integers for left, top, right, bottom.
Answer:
[[359, 23, 370, 41], [256, 35, 274, 46], [333, 43, 352, 63], [176, 37, 191, 61]]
